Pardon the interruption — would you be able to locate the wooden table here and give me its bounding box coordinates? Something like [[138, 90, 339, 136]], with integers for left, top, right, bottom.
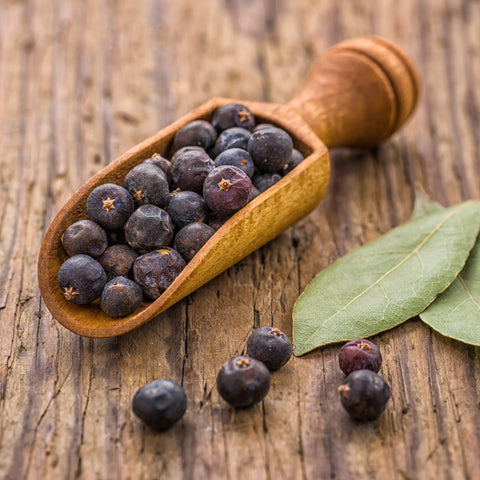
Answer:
[[1, 0, 479, 478]]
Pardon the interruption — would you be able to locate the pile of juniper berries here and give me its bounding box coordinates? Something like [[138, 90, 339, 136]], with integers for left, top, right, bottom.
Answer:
[[57, 103, 305, 318]]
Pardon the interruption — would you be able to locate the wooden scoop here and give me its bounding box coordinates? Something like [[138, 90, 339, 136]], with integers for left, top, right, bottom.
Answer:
[[38, 35, 420, 338]]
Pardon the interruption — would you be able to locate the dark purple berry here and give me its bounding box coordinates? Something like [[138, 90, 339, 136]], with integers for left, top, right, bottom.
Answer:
[[249, 185, 261, 201], [338, 369, 390, 421], [166, 191, 207, 230], [210, 127, 251, 158], [57, 254, 107, 304], [172, 120, 217, 151], [253, 123, 272, 133], [253, 172, 282, 192], [248, 127, 293, 172], [171, 149, 214, 193], [99, 244, 139, 280], [338, 339, 382, 375], [133, 248, 186, 299], [203, 165, 252, 215], [212, 104, 255, 132], [86, 183, 135, 231], [215, 148, 255, 178], [124, 163, 170, 208], [124, 205, 174, 253], [217, 356, 270, 408], [283, 148, 305, 174], [174, 222, 215, 262], [246, 327, 292, 371], [143, 154, 174, 189], [61, 219, 108, 258], [100, 276, 143, 317], [207, 211, 231, 231], [132, 379, 187, 431], [170, 146, 205, 167]]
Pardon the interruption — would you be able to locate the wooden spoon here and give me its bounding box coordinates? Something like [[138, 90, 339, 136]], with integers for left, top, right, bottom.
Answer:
[[38, 35, 420, 338]]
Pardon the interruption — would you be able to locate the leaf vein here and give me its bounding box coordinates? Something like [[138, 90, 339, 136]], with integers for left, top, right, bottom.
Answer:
[[458, 276, 480, 312]]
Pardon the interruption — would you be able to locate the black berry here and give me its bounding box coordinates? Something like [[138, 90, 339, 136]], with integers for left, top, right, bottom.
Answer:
[[210, 127, 251, 158], [338, 369, 391, 421], [338, 338, 383, 376], [99, 244, 139, 280], [100, 276, 143, 317], [166, 191, 207, 230], [170, 146, 205, 167], [283, 148, 304, 174], [172, 120, 217, 152], [124, 163, 170, 208], [171, 149, 214, 193], [57, 254, 107, 304], [86, 183, 135, 231], [143, 154, 174, 189], [217, 356, 270, 408], [174, 222, 215, 262], [207, 211, 231, 231], [61, 219, 108, 258], [248, 127, 293, 173], [249, 185, 261, 201], [253, 123, 272, 133], [124, 205, 174, 253], [253, 172, 282, 192], [133, 248, 186, 299], [132, 379, 187, 431], [203, 165, 252, 215], [215, 148, 255, 178], [246, 327, 292, 371], [212, 103, 255, 132]]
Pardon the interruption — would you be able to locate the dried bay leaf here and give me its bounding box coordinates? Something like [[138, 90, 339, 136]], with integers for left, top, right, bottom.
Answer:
[[293, 201, 480, 356], [420, 241, 480, 345], [410, 190, 444, 219], [414, 196, 480, 346]]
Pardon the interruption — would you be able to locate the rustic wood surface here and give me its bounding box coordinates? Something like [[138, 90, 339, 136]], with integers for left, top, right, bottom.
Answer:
[[1, 0, 479, 479]]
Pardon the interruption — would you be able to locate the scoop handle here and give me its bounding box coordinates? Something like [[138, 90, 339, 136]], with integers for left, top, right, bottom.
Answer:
[[288, 36, 420, 148]]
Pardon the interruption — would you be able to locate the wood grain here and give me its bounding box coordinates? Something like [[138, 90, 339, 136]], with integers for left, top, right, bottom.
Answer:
[[1, 0, 480, 479]]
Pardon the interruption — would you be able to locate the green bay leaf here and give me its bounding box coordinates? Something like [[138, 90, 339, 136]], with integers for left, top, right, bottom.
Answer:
[[293, 201, 480, 356], [403, 193, 480, 346], [410, 190, 444, 219], [420, 241, 480, 345]]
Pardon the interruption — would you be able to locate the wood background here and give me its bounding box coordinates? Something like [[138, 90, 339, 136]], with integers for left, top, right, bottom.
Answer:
[[1, 0, 479, 479]]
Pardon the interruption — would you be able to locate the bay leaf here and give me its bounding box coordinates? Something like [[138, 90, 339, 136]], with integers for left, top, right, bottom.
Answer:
[[405, 193, 480, 346], [293, 201, 480, 356], [410, 190, 444, 219], [419, 240, 480, 345]]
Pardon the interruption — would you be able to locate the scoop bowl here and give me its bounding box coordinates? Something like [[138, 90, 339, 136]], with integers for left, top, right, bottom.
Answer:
[[38, 35, 420, 337]]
